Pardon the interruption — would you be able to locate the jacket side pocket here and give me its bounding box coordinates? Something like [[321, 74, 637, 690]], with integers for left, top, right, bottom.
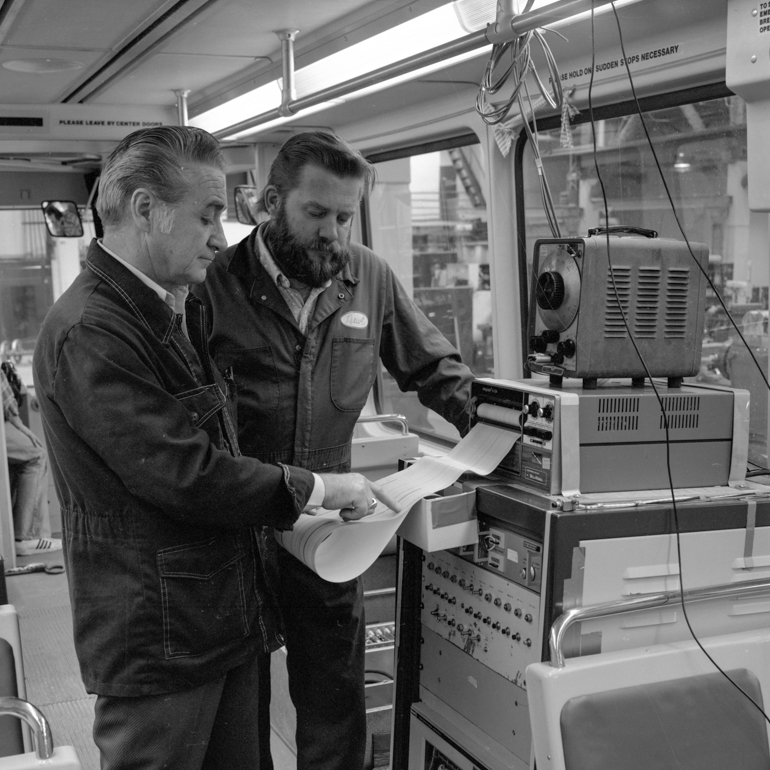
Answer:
[[158, 535, 249, 659]]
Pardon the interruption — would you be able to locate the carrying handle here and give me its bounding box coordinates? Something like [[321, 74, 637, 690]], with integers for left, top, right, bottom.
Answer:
[[587, 225, 658, 238]]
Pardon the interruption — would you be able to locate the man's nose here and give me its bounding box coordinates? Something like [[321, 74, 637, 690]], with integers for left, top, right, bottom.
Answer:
[[318, 218, 339, 243], [210, 221, 227, 251]]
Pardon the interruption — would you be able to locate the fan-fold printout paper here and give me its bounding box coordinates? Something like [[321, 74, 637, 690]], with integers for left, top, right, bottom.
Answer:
[[275, 422, 518, 582]]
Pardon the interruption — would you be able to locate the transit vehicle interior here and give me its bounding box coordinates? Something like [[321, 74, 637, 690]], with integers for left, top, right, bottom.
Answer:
[[1, 0, 769, 768]]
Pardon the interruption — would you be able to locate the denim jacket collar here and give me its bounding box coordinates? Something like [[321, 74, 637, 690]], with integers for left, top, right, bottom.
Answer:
[[85, 238, 200, 345]]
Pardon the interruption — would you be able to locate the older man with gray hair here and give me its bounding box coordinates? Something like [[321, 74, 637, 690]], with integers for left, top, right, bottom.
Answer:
[[33, 125, 395, 770]]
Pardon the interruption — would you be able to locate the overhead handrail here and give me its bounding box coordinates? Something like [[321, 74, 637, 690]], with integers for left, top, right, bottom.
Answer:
[[550, 577, 770, 668]]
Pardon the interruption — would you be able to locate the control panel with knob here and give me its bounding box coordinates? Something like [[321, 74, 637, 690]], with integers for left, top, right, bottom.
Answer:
[[421, 550, 540, 688]]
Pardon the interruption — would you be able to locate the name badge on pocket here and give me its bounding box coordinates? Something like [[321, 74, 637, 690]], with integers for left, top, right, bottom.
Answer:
[[341, 311, 368, 329]]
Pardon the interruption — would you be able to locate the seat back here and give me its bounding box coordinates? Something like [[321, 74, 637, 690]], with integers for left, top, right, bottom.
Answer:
[[527, 627, 770, 770], [0, 608, 25, 756]]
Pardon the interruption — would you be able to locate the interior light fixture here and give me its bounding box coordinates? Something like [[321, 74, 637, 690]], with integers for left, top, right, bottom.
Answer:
[[454, 0, 497, 32], [2, 58, 84, 73], [194, 0, 644, 139], [454, 0, 642, 32], [191, 80, 282, 137], [222, 99, 346, 142], [192, 3, 477, 136], [219, 47, 482, 142], [543, 0, 644, 28]]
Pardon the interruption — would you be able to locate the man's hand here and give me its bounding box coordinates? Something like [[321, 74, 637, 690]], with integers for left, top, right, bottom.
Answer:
[[319, 473, 400, 522], [9, 415, 42, 448]]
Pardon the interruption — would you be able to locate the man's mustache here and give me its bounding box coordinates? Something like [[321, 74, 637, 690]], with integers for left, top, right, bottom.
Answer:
[[308, 240, 341, 256]]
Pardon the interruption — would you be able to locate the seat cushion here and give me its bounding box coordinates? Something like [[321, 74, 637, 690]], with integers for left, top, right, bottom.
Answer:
[[560, 667, 770, 770]]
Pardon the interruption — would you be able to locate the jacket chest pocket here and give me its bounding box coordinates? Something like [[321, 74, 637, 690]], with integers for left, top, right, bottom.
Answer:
[[157, 535, 249, 659], [330, 337, 375, 412], [175, 384, 225, 428]]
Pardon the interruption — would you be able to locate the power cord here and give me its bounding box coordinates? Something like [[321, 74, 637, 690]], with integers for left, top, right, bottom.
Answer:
[[476, 1, 566, 236]]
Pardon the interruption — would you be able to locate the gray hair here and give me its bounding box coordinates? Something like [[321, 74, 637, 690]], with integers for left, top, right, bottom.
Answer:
[[257, 131, 375, 213], [96, 126, 225, 228]]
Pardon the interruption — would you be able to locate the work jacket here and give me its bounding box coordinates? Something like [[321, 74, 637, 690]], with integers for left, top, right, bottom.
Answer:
[[33, 240, 315, 697], [194, 228, 473, 473]]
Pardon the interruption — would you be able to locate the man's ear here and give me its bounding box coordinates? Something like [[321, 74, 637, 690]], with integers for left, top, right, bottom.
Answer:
[[130, 188, 154, 233], [264, 186, 281, 216]]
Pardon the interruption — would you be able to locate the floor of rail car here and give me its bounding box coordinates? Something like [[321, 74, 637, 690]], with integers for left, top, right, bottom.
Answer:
[[6, 553, 395, 769], [6, 550, 99, 769], [6, 534, 396, 769], [7, 555, 293, 770]]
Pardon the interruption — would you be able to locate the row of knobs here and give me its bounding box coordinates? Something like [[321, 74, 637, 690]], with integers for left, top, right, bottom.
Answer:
[[523, 399, 553, 421], [425, 565, 534, 649], [529, 331, 577, 364], [425, 581, 532, 622], [428, 603, 533, 646]]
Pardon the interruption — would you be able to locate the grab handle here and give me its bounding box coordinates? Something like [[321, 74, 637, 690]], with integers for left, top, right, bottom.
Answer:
[[0, 696, 54, 760], [550, 576, 770, 669], [355, 414, 410, 436]]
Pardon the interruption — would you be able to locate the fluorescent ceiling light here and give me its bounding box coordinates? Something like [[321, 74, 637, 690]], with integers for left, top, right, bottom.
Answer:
[[191, 80, 282, 135], [222, 100, 346, 142], [220, 47, 483, 141], [193, 0, 643, 138], [541, 0, 644, 27], [192, 3, 474, 136], [293, 5, 468, 97], [455, 0, 643, 31]]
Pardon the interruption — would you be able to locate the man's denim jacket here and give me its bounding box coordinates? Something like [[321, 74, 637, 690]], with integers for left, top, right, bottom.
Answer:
[[33, 240, 315, 697]]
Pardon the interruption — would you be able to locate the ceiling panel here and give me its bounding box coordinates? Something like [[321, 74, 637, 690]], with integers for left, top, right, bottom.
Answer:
[[3, 0, 164, 51], [89, 51, 260, 106]]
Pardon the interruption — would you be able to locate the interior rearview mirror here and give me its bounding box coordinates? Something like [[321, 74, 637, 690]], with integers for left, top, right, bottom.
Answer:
[[234, 186, 261, 226], [41, 200, 84, 237]]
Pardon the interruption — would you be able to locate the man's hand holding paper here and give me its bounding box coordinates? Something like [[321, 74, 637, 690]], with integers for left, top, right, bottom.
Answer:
[[276, 422, 519, 582], [319, 473, 401, 521]]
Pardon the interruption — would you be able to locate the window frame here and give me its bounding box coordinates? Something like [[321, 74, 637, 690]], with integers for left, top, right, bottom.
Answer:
[[361, 132, 485, 438]]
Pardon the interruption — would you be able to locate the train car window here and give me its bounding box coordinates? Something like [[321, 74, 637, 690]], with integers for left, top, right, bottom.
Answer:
[[518, 94, 770, 466], [0, 207, 95, 366], [365, 139, 491, 442]]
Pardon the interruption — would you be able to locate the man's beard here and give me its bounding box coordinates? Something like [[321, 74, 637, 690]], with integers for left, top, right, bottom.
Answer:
[[266, 203, 351, 288]]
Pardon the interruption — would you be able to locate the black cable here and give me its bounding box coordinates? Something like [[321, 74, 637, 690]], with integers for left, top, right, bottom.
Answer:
[[602, 0, 770, 725]]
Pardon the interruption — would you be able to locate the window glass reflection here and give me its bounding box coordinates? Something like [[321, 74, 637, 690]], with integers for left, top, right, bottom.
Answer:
[[0, 208, 95, 367]]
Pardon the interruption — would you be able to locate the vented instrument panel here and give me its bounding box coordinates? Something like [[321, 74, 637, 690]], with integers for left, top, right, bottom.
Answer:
[[471, 377, 746, 496], [526, 233, 709, 384]]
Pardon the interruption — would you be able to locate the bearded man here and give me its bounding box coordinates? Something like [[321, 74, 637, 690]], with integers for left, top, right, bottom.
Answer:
[[194, 130, 473, 770]]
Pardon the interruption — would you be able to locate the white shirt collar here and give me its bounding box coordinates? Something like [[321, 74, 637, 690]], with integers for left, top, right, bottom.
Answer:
[[98, 239, 187, 313]]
